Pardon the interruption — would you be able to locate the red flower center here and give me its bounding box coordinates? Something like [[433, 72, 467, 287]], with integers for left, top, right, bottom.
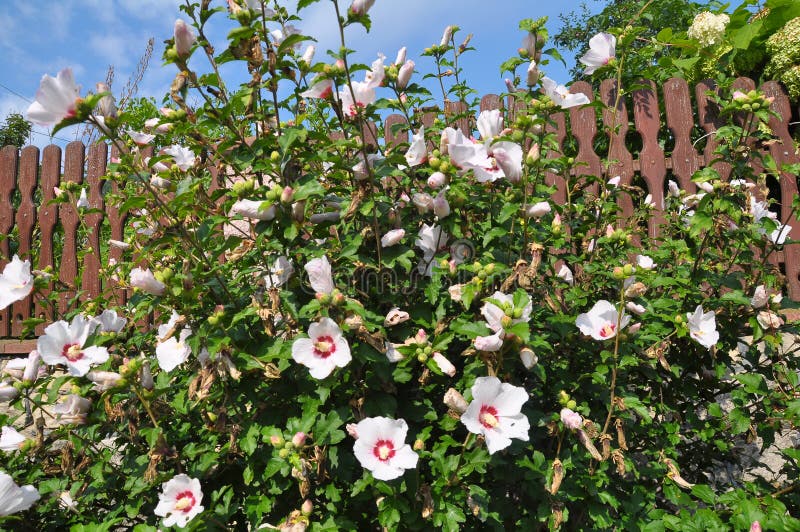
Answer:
[[479, 405, 499, 429], [62, 343, 84, 362], [599, 323, 616, 338], [313, 335, 336, 358], [174, 490, 196, 513], [373, 439, 396, 462]]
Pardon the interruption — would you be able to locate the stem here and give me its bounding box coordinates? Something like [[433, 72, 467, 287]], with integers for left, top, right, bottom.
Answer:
[[601, 287, 626, 436]]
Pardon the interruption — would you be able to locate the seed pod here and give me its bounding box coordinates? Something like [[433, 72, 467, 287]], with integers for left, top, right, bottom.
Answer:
[[577, 429, 603, 461], [552, 504, 564, 528], [612, 449, 626, 475], [549, 458, 564, 495], [664, 457, 694, 489], [600, 433, 612, 460]]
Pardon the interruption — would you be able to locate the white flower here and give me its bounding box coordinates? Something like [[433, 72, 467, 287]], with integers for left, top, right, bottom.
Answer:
[[154, 474, 204, 528], [432, 352, 456, 377], [381, 228, 405, 248], [560, 408, 582, 430], [352, 417, 419, 481], [26, 68, 81, 126], [52, 394, 91, 425], [750, 197, 777, 223], [757, 310, 784, 330], [750, 285, 768, 309], [576, 300, 630, 341], [157, 328, 192, 372], [491, 141, 523, 183], [385, 342, 404, 363], [291, 318, 351, 379], [76, 188, 89, 209], [91, 309, 127, 333], [130, 267, 166, 296], [481, 291, 532, 333], [0, 427, 27, 452], [415, 224, 448, 276], [580, 32, 616, 75], [626, 302, 646, 315], [129, 130, 155, 145], [0, 471, 40, 516], [474, 332, 504, 352], [769, 224, 792, 245], [37, 315, 110, 377], [86, 371, 123, 391], [338, 53, 385, 117], [448, 283, 464, 302], [541, 77, 590, 109], [687, 12, 730, 48], [0, 255, 34, 311], [412, 192, 434, 213], [405, 126, 427, 167], [461, 376, 530, 454], [668, 180, 681, 197], [395, 47, 407, 66], [265, 256, 294, 289], [230, 199, 276, 221], [524, 201, 551, 219], [636, 255, 656, 270], [557, 264, 574, 285], [607, 175, 621, 187], [305, 256, 334, 295], [477, 109, 503, 142], [164, 145, 196, 171], [687, 305, 719, 349], [433, 191, 450, 218], [526, 60, 540, 86]]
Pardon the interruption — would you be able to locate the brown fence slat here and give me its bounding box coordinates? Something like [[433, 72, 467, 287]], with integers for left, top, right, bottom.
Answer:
[[544, 112, 567, 205], [664, 78, 700, 193], [480, 94, 502, 113], [59, 142, 85, 315], [696, 79, 733, 180], [762, 81, 800, 299], [82, 143, 107, 299], [0, 146, 17, 338], [633, 80, 667, 238], [445, 100, 470, 135], [384, 114, 408, 151], [10, 147, 39, 337], [569, 81, 603, 195], [600, 79, 635, 220], [35, 146, 61, 335]]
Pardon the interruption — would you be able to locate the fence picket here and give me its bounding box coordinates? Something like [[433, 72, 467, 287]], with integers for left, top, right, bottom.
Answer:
[[82, 143, 107, 299], [569, 81, 603, 195], [664, 78, 700, 193], [600, 79, 635, 220], [633, 80, 667, 238], [11, 147, 38, 337], [0, 146, 17, 338], [59, 142, 85, 315], [35, 146, 61, 334]]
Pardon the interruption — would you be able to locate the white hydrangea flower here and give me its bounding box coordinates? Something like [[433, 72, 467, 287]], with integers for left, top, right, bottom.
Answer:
[[687, 12, 730, 48]]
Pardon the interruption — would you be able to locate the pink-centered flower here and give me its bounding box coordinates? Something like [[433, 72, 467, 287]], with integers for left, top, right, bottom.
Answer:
[[352, 417, 419, 481], [300, 77, 333, 99], [37, 315, 109, 377], [461, 376, 530, 454], [579, 32, 616, 75], [154, 474, 204, 528], [687, 305, 719, 349], [576, 300, 630, 341], [0, 472, 40, 516], [291, 318, 351, 379], [0, 255, 34, 311], [337, 53, 385, 117], [26, 68, 81, 126]]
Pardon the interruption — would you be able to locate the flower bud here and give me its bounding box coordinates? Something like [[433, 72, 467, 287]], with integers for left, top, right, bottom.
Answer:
[[301, 500, 313, 516], [440, 25, 454, 47], [524, 201, 550, 219], [349, 0, 375, 15], [173, 19, 196, 59], [427, 171, 446, 189], [301, 45, 315, 66], [443, 388, 468, 414], [280, 186, 294, 204], [291, 432, 307, 447], [520, 347, 537, 369], [397, 60, 415, 90], [432, 352, 456, 377], [526, 61, 540, 86], [395, 46, 407, 66], [270, 434, 285, 447]]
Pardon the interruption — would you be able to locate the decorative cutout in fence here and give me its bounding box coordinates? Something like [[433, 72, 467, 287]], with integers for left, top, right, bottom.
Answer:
[[1, 77, 798, 355]]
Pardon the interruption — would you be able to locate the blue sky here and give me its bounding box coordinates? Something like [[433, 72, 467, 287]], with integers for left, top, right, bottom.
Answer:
[[0, 0, 607, 148]]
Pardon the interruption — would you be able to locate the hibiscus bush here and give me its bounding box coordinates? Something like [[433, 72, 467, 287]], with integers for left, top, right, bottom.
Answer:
[[3, 0, 800, 530]]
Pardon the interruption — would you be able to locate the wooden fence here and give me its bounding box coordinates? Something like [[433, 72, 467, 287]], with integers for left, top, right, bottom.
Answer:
[[1, 77, 799, 355]]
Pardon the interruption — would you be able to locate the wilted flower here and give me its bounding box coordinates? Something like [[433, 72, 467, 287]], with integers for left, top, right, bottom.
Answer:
[[757, 310, 784, 330], [461, 376, 530, 454], [751, 285, 768, 308], [384, 308, 410, 327], [130, 267, 166, 296], [291, 317, 351, 379], [519, 347, 538, 369], [433, 191, 450, 218], [474, 331, 504, 352], [154, 474, 204, 528], [557, 264, 574, 285], [687, 305, 719, 349], [444, 388, 468, 413], [0, 255, 34, 311], [37, 314, 110, 377], [352, 417, 419, 481], [626, 302, 646, 315], [85, 371, 123, 391], [0, 472, 40, 516], [26, 68, 81, 126], [265, 256, 294, 289], [576, 300, 630, 341], [579, 32, 616, 75]]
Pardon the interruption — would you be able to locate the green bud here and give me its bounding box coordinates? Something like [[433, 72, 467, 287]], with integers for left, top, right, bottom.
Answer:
[[417, 353, 428, 363], [622, 264, 634, 277], [278, 448, 290, 459], [566, 399, 577, 410], [270, 150, 281, 162]]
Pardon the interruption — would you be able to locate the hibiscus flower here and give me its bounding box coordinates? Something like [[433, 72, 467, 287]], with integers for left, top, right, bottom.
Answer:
[[352, 417, 419, 480]]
